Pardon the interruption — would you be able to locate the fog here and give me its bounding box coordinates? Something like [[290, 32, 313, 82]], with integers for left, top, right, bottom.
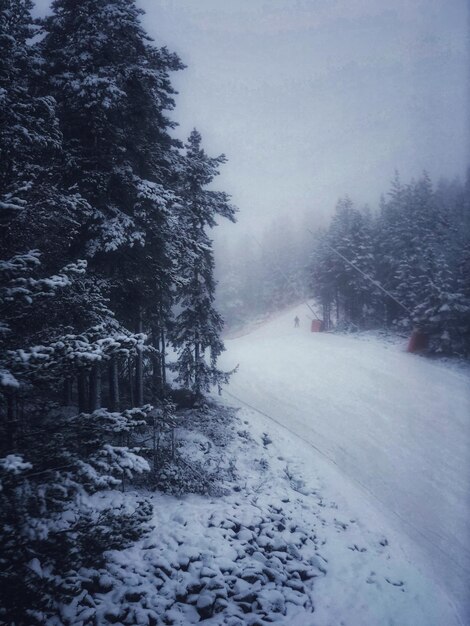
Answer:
[[139, 0, 469, 235], [34, 0, 469, 235]]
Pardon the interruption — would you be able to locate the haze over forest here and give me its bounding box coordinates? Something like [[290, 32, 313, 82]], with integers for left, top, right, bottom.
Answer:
[[34, 0, 470, 235]]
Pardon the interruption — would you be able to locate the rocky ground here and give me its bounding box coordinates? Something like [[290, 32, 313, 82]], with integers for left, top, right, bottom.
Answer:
[[51, 396, 453, 626]]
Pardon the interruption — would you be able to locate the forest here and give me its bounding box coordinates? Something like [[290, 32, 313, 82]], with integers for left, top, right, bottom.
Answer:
[[1, 0, 469, 624], [1, 1, 236, 622], [217, 172, 470, 355]]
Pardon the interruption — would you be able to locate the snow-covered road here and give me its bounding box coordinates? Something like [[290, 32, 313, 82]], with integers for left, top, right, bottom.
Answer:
[[220, 305, 470, 624]]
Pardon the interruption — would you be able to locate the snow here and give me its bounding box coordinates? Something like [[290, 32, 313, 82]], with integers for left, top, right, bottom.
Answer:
[[0, 454, 32, 475], [61, 388, 461, 626], [0, 368, 20, 388], [43, 306, 469, 625], [218, 303, 470, 625]]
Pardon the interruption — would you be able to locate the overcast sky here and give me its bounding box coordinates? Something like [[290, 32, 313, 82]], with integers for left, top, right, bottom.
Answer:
[[34, 0, 469, 235]]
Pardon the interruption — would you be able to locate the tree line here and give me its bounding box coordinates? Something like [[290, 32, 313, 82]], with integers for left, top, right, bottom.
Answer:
[[215, 171, 470, 357], [215, 215, 313, 329], [0, 0, 235, 622], [310, 172, 470, 354]]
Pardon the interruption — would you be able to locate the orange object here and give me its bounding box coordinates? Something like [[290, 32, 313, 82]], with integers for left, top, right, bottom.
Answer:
[[311, 319, 323, 332], [407, 330, 428, 353]]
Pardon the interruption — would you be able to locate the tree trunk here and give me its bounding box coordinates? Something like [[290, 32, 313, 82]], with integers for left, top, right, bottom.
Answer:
[[135, 308, 144, 406], [63, 377, 73, 406], [161, 328, 166, 391], [152, 326, 163, 399], [322, 302, 330, 331], [78, 369, 89, 413], [194, 341, 200, 395], [4, 390, 16, 452], [128, 358, 134, 407], [89, 362, 102, 412], [152, 413, 157, 475], [108, 356, 120, 411]]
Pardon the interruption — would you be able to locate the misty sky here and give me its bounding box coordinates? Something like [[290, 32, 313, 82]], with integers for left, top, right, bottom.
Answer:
[[33, 0, 469, 234]]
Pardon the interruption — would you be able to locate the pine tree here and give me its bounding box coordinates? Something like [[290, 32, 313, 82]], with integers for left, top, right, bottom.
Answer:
[[171, 130, 237, 396], [40, 0, 185, 402], [375, 173, 444, 327], [0, 251, 153, 625], [411, 250, 469, 354], [0, 0, 60, 220], [311, 198, 376, 328], [40, 0, 184, 253], [310, 170, 469, 354], [0, 5, 166, 621], [310, 229, 335, 328]]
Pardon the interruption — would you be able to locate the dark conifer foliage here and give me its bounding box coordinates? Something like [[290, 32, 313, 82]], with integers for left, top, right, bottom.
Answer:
[[0, 0, 91, 267], [40, 0, 185, 292], [0, 1, 235, 622], [310, 172, 470, 354], [39, 0, 190, 403], [313, 198, 376, 329], [0, 251, 152, 625], [171, 130, 237, 395], [0, 0, 59, 220]]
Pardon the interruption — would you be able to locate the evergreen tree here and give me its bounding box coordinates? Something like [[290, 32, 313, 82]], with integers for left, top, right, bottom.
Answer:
[[0, 0, 93, 268], [0, 0, 59, 221], [40, 0, 184, 254], [40, 0, 185, 401], [310, 171, 470, 354], [412, 251, 470, 354], [310, 229, 335, 328], [0, 4, 165, 621], [374, 173, 443, 326], [0, 251, 152, 625], [171, 130, 236, 395], [311, 198, 376, 328]]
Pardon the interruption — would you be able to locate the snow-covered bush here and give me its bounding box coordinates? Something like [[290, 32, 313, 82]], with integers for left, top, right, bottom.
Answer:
[[0, 252, 154, 624]]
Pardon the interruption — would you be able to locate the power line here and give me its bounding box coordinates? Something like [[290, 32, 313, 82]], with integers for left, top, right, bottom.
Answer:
[[307, 229, 412, 315]]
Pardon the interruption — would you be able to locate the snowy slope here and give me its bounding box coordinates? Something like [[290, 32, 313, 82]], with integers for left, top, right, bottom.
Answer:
[[69, 397, 461, 626], [219, 304, 470, 625]]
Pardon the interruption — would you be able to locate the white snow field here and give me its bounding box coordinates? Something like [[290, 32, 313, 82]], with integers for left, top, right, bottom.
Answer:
[[219, 304, 470, 625]]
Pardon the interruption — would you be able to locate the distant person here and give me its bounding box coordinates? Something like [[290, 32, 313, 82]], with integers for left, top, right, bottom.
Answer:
[[294, 315, 300, 327]]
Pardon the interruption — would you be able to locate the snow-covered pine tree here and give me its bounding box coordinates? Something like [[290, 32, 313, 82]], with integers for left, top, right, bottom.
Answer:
[[375, 173, 443, 328], [1, 0, 96, 418], [0, 0, 59, 221], [0, 4, 161, 620], [171, 129, 237, 396], [310, 228, 335, 328], [310, 170, 469, 354], [0, 251, 153, 625], [455, 243, 470, 354], [311, 198, 376, 328], [411, 250, 470, 354], [408, 173, 470, 354], [0, 0, 94, 269], [344, 206, 376, 326], [40, 0, 185, 403], [374, 173, 410, 324]]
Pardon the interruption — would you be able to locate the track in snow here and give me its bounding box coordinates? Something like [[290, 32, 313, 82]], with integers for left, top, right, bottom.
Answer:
[[219, 305, 470, 624]]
